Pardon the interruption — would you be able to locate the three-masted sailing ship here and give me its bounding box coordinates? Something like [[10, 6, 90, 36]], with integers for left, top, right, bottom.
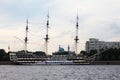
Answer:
[[9, 14, 89, 65]]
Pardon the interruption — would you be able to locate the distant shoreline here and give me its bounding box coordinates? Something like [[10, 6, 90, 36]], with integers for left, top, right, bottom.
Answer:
[[0, 61, 14, 65], [90, 61, 120, 65], [0, 61, 120, 65]]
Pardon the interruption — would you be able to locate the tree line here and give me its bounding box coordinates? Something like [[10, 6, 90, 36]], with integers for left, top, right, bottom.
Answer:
[[1, 48, 120, 61], [0, 49, 9, 61], [80, 48, 120, 61]]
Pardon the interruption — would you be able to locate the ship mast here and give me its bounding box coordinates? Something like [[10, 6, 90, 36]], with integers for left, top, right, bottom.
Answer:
[[44, 13, 49, 55], [74, 14, 79, 54], [25, 19, 28, 54], [68, 45, 70, 54]]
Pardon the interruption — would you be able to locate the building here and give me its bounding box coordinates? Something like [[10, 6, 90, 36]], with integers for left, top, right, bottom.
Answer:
[[52, 45, 75, 60], [86, 38, 120, 53]]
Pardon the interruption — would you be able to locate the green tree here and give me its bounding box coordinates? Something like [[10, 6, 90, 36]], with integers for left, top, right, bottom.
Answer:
[[0, 49, 6, 61], [0, 49, 10, 61], [99, 48, 120, 61], [88, 50, 97, 57], [79, 50, 88, 57], [33, 51, 46, 57]]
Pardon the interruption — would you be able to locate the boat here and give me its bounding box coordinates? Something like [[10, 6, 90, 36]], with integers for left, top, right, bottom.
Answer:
[[9, 51, 89, 65], [9, 14, 89, 65]]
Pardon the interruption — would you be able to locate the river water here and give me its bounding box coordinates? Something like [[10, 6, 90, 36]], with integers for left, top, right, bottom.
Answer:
[[0, 65, 120, 80]]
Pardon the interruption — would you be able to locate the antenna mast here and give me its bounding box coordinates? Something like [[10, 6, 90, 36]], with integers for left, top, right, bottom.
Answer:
[[74, 14, 79, 54], [44, 13, 49, 55], [25, 19, 28, 54]]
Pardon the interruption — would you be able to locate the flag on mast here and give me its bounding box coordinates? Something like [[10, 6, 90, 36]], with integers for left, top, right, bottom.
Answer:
[[8, 45, 10, 51]]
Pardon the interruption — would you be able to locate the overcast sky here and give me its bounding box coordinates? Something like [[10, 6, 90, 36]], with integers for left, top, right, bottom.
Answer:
[[0, 0, 120, 54]]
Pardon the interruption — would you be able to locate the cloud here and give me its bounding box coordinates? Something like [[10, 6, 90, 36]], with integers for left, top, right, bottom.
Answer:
[[0, 0, 120, 54]]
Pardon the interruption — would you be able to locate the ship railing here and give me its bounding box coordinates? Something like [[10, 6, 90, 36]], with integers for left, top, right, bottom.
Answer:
[[17, 58, 48, 60]]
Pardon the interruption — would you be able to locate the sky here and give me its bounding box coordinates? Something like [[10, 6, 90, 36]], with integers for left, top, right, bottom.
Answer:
[[0, 0, 120, 54]]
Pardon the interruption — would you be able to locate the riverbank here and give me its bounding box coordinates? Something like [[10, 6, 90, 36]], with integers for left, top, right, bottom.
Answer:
[[0, 61, 14, 65], [91, 61, 120, 65], [1, 61, 120, 65]]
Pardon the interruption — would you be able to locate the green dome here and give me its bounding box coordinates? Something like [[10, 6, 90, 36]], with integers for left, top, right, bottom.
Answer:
[[59, 47, 64, 52]]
